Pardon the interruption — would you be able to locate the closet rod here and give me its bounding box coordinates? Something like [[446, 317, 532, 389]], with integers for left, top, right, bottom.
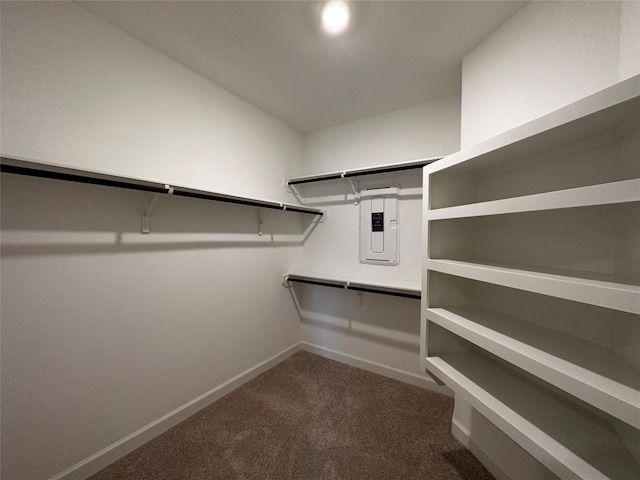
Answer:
[[0, 163, 167, 194], [286, 276, 421, 299], [286, 157, 441, 186], [1, 158, 323, 216]]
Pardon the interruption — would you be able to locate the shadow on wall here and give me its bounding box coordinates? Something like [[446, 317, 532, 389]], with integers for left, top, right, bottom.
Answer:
[[0, 173, 320, 256], [287, 282, 421, 351]]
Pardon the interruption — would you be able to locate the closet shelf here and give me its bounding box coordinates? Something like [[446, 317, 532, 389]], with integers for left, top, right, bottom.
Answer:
[[283, 273, 421, 299], [426, 306, 640, 428], [427, 178, 640, 220], [286, 157, 441, 186], [425, 350, 640, 480], [0, 156, 324, 217], [425, 76, 640, 177], [422, 77, 640, 477], [426, 259, 640, 314]]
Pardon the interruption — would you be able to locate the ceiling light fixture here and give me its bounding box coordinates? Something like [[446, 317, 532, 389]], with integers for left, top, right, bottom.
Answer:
[[321, 1, 350, 35]]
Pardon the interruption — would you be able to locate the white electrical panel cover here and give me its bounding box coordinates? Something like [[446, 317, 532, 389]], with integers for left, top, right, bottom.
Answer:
[[359, 186, 399, 265]]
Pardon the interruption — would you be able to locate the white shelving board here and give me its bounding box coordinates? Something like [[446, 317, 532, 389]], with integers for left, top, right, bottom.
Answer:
[[1, 155, 324, 217], [426, 259, 640, 315], [286, 157, 440, 186], [285, 272, 421, 299], [426, 306, 640, 428], [427, 178, 640, 220], [425, 350, 640, 480], [424, 76, 640, 177]]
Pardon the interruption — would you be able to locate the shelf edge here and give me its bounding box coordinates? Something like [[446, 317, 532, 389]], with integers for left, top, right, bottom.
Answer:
[[426, 259, 640, 314], [287, 157, 442, 185], [427, 178, 640, 220], [426, 307, 640, 428]]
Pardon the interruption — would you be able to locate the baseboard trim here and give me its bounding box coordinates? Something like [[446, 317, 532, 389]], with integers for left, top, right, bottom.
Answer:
[[300, 341, 451, 395], [451, 417, 513, 480], [49, 343, 302, 480]]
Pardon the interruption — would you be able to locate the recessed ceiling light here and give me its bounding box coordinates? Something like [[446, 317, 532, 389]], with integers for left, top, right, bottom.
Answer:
[[321, 1, 350, 35]]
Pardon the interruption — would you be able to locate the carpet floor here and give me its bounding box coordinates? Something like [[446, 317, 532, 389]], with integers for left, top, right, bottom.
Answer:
[[89, 351, 494, 480]]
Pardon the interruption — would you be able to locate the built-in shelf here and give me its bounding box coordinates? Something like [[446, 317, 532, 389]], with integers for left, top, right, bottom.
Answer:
[[425, 350, 640, 480], [427, 178, 640, 220], [423, 76, 640, 478], [425, 78, 640, 180], [426, 259, 640, 315], [1, 156, 324, 217], [284, 273, 421, 299], [286, 157, 441, 186], [426, 305, 640, 428]]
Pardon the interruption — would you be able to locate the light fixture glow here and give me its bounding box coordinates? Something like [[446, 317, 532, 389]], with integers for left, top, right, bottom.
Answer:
[[321, 1, 350, 35]]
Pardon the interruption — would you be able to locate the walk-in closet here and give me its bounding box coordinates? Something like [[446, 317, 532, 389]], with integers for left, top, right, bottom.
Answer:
[[1, 2, 638, 479]]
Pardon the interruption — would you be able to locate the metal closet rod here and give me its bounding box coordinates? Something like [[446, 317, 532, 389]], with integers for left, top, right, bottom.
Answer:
[[0, 160, 323, 216], [286, 157, 441, 186], [286, 276, 421, 299]]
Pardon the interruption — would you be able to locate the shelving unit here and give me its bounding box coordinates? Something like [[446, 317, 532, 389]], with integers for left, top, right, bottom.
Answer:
[[283, 158, 429, 304], [421, 76, 640, 479], [1, 156, 324, 233], [286, 157, 440, 206], [284, 272, 421, 299], [286, 157, 440, 186]]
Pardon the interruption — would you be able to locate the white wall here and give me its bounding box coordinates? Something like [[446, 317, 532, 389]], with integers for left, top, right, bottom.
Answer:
[[302, 97, 461, 175], [460, 0, 638, 149], [294, 96, 460, 378], [620, 0, 640, 82], [0, 1, 301, 201], [0, 2, 305, 480]]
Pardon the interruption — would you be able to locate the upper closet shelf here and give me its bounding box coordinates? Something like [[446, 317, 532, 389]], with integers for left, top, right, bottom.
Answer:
[[427, 178, 640, 220], [286, 157, 441, 186], [283, 272, 421, 299], [0, 156, 325, 217], [425, 75, 640, 177]]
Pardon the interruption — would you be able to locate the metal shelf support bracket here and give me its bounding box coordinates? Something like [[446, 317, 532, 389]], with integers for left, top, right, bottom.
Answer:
[[342, 173, 360, 205], [312, 209, 328, 223], [142, 184, 173, 234], [258, 208, 275, 236]]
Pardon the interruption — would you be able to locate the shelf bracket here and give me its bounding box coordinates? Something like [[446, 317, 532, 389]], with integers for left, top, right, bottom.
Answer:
[[311, 209, 328, 224], [142, 184, 173, 234], [284, 178, 302, 198], [258, 208, 274, 236], [342, 173, 360, 205], [281, 274, 292, 288]]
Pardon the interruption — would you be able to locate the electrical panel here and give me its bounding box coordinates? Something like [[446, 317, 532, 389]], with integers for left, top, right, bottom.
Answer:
[[359, 186, 399, 265]]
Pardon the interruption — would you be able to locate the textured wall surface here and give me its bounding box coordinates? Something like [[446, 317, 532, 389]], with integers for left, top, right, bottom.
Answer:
[[1, 2, 305, 479]]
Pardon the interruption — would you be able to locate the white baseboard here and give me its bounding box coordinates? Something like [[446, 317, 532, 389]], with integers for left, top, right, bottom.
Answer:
[[49, 343, 302, 480], [451, 417, 513, 480], [300, 341, 451, 396]]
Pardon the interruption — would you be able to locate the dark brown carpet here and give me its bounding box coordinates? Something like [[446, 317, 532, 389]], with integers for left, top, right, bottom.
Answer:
[[89, 351, 494, 480]]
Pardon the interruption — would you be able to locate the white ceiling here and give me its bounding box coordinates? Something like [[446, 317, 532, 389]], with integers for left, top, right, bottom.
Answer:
[[79, 1, 525, 133]]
